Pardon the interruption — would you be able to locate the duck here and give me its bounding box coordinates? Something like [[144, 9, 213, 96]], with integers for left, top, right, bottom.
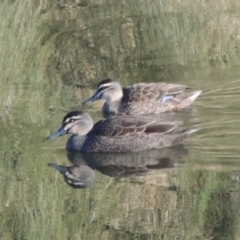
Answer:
[[47, 110, 197, 152], [82, 78, 202, 115]]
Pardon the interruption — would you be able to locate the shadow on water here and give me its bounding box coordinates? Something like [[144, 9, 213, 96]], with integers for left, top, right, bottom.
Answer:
[[48, 145, 188, 188]]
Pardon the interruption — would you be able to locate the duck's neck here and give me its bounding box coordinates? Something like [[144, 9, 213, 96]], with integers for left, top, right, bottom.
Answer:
[[102, 83, 123, 114], [66, 135, 87, 152], [103, 100, 121, 114]]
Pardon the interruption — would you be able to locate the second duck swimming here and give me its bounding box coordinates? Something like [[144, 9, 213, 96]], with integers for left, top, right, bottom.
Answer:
[[82, 79, 202, 115], [47, 111, 197, 152]]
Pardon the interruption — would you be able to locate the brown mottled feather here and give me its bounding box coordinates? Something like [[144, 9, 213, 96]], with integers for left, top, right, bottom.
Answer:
[[83, 79, 201, 115], [54, 111, 198, 152], [114, 82, 197, 115], [88, 116, 176, 138]]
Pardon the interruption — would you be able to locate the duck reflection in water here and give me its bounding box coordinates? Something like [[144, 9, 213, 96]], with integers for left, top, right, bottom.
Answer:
[[48, 163, 95, 189], [48, 145, 188, 189]]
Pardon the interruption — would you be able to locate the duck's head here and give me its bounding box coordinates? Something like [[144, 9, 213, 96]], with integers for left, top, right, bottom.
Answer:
[[82, 78, 123, 105], [47, 111, 93, 139]]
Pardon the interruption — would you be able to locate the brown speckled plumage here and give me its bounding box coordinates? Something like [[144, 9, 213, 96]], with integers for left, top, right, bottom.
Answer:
[[82, 79, 202, 115], [48, 111, 197, 153]]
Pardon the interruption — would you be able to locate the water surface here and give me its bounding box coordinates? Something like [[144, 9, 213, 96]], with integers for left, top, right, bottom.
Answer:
[[1, 0, 240, 239]]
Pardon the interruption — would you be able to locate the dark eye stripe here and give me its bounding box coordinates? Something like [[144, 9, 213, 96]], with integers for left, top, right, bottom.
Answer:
[[62, 118, 76, 128], [66, 119, 75, 123], [97, 85, 110, 92], [62, 111, 83, 124]]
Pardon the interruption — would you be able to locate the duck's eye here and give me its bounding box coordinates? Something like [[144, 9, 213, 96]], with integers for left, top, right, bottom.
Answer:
[[69, 119, 75, 123]]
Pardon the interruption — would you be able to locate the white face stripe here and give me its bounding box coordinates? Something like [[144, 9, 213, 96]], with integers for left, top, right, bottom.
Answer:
[[65, 171, 71, 177], [65, 116, 81, 122], [95, 83, 112, 99], [65, 171, 84, 186], [97, 83, 111, 89], [65, 171, 78, 181], [63, 116, 82, 130], [67, 180, 84, 186]]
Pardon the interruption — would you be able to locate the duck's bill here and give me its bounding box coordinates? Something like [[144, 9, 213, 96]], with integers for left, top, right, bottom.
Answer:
[[82, 93, 99, 105], [48, 163, 67, 174], [47, 127, 67, 140]]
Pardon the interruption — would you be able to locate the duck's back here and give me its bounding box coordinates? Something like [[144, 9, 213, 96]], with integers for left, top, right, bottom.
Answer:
[[80, 116, 195, 152], [118, 82, 191, 115]]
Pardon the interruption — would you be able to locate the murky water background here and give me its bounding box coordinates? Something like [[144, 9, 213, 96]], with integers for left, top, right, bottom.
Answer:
[[1, 0, 240, 239]]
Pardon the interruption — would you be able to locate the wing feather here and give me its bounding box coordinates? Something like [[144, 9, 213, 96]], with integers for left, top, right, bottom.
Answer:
[[122, 82, 188, 104], [90, 116, 177, 138]]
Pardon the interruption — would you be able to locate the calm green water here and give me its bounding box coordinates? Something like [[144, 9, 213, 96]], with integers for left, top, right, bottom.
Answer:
[[1, 0, 240, 239]]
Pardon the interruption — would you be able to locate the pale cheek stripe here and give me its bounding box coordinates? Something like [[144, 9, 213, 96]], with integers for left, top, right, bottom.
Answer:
[[65, 117, 81, 122], [98, 83, 111, 88]]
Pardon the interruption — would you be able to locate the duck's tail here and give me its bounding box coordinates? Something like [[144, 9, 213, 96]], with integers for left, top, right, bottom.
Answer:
[[175, 90, 202, 109], [167, 128, 198, 146], [186, 90, 202, 103]]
